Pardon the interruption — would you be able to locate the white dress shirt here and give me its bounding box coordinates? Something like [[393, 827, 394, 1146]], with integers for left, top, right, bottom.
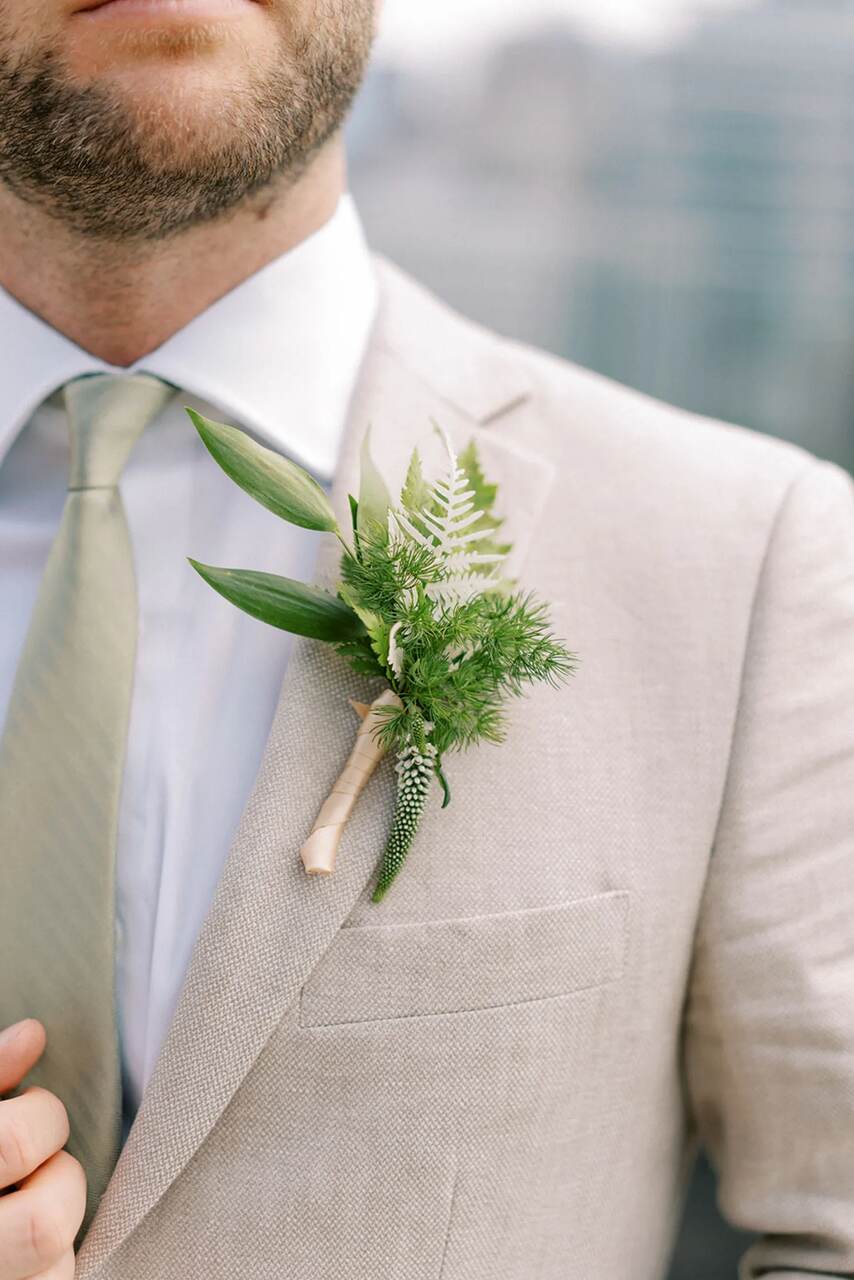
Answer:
[[0, 193, 378, 1140]]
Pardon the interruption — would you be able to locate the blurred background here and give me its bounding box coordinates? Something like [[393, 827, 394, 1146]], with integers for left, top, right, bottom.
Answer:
[[349, 0, 854, 477], [347, 0, 854, 1273]]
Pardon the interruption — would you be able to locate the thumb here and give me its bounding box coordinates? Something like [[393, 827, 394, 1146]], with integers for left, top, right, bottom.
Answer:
[[0, 1019, 46, 1096]]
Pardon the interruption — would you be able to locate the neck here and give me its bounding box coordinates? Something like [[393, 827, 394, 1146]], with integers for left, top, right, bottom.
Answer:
[[0, 141, 346, 368]]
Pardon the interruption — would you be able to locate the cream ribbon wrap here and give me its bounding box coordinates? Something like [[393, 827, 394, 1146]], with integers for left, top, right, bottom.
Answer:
[[300, 688, 403, 876]]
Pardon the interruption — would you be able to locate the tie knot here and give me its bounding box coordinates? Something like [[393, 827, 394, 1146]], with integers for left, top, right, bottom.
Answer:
[[63, 372, 177, 491]]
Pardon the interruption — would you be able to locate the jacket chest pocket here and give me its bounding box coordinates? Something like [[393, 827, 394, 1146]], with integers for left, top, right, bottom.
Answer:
[[298, 889, 631, 1028]]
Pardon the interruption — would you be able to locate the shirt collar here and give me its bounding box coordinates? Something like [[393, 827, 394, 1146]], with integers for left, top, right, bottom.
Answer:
[[0, 192, 378, 481]]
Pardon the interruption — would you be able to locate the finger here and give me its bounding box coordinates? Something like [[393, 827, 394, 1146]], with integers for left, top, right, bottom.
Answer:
[[0, 1088, 70, 1191], [0, 1150, 86, 1280], [0, 1023, 46, 1097]]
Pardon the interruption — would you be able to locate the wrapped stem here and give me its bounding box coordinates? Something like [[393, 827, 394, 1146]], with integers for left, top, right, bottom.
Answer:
[[300, 688, 403, 876]]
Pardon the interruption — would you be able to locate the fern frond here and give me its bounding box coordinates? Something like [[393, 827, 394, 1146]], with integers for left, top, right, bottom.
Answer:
[[395, 429, 509, 611]]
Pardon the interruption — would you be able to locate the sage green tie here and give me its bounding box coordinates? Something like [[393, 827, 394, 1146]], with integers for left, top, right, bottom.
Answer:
[[0, 371, 177, 1240]]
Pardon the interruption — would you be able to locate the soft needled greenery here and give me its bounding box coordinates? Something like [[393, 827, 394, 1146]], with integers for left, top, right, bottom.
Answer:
[[186, 408, 576, 901]]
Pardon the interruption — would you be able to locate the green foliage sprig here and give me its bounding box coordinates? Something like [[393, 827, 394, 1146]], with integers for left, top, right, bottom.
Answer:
[[186, 408, 576, 900]]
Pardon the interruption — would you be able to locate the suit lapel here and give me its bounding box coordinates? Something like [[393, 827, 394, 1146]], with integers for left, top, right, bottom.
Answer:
[[74, 258, 552, 1277]]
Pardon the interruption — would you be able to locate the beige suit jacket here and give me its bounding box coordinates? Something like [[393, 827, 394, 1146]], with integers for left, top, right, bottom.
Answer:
[[74, 257, 854, 1280]]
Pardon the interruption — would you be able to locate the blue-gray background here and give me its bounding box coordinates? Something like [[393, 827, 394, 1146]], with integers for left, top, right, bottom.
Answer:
[[347, 0, 854, 1272]]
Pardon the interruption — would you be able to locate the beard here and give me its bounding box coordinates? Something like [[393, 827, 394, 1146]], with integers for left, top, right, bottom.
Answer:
[[0, 4, 373, 242]]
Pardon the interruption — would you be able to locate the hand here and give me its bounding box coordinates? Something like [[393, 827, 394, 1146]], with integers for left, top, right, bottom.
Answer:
[[0, 1020, 86, 1279]]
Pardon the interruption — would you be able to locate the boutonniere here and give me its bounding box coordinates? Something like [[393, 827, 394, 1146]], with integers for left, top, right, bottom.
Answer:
[[185, 408, 576, 901]]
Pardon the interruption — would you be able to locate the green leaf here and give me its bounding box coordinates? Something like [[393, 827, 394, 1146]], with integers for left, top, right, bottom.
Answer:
[[457, 438, 513, 564], [401, 447, 431, 518], [348, 494, 361, 558], [457, 440, 498, 514], [186, 407, 338, 532], [338, 581, 391, 670], [188, 560, 364, 642], [334, 636, 386, 680], [357, 425, 391, 540]]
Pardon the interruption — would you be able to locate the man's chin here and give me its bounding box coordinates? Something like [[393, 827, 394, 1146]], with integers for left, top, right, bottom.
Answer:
[[0, 0, 372, 240], [65, 11, 274, 81], [61, 38, 284, 171]]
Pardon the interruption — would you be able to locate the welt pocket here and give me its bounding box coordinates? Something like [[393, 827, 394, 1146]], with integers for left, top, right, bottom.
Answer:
[[298, 889, 631, 1028]]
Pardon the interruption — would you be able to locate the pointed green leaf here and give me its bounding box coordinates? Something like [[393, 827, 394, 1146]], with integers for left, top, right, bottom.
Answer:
[[186, 407, 338, 532], [401, 447, 432, 517], [348, 493, 360, 547], [338, 582, 391, 669], [458, 440, 500, 522], [457, 438, 513, 564], [357, 425, 391, 539], [334, 636, 386, 680], [189, 560, 364, 642]]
